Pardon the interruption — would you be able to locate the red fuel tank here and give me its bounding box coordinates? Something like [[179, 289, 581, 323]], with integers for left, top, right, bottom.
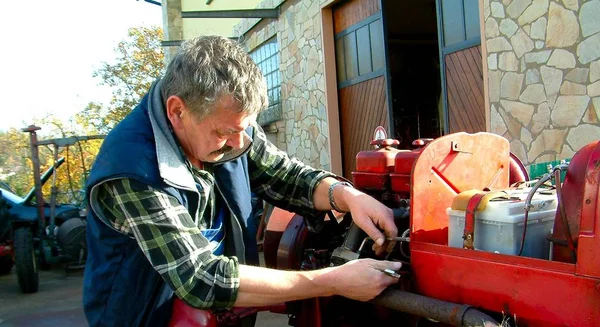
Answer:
[[352, 127, 402, 190], [390, 138, 433, 194], [355, 138, 401, 173], [353, 138, 402, 190]]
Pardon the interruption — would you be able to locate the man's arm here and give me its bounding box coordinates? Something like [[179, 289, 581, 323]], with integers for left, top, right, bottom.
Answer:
[[235, 258, 401, 306], [247, 124, 338, 218], [248, 125, 397, 254], [96, 178, 402, 309], [96, 178, 239, 309]]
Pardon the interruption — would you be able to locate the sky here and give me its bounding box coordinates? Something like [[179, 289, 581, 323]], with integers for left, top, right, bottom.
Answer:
[[0, 0, 163, 132]]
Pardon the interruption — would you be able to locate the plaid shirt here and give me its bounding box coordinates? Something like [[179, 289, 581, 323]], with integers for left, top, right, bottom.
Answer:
[[95, 127, 335, 309]]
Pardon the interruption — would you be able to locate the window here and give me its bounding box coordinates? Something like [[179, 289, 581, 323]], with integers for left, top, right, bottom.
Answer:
[[335, 15, 386, 87], [250, 37, 282, 126], [440, 0, 481, 48]]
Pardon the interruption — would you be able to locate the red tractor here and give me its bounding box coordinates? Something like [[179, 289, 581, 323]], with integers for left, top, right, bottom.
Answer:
[[173, 129, 600, 326]]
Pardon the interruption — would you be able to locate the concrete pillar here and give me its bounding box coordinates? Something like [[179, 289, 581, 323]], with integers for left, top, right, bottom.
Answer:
[[162, 0, 183, 65]]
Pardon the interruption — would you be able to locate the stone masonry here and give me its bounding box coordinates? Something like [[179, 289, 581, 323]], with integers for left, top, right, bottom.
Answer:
[[234, 0, 331, 171], [233, 0, 600, 170], [485, 0, 600, 165]]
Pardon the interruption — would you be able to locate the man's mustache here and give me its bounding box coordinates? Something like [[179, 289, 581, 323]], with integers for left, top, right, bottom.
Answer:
[[211, 145, 233, 156]]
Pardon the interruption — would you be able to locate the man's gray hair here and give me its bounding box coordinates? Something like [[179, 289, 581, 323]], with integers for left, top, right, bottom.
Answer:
[[161, 35, 268, 120]]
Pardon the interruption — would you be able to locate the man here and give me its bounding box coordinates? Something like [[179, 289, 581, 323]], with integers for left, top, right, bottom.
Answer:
[[83, 35, 401, 327]]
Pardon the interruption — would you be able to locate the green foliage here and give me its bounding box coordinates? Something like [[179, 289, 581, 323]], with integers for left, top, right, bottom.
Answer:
[[0, 26, 164, 206], [77, 25, 164, 134], [0, 119, 104, 205], [0, 128, 33, 196]]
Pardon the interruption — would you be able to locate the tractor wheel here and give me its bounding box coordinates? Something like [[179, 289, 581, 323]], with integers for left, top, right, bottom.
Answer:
[[14, 227, 39, 293], [0, 254, 13, 274]]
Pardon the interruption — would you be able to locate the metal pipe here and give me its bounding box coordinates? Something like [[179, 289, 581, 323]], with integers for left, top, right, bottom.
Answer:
[[49, 144, 59, 233], [22, 125, 45, 235], [523, 173, 553, 209], [141, 0, 161, 6], [343, 222, 365, 252], [371, 289, 499, 327]]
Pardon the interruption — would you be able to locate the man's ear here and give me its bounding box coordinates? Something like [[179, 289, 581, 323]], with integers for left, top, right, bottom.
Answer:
[[166, 95, 186, 129]]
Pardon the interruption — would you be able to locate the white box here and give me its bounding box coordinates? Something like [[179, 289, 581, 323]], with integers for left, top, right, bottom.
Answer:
[[448, 188, 558, 259]]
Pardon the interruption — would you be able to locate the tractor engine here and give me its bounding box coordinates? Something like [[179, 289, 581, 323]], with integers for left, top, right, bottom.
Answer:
[[349, 128, 433, 265], [264, 127, 600, 327], [266, 128, 512, 326]]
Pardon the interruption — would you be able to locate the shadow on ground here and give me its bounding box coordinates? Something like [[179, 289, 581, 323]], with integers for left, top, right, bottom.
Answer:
[[0, 267, 86, 327], [0, 266, 288, 327]]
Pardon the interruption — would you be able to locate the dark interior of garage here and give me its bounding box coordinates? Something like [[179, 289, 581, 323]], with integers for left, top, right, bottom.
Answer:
[[383, 0, 443, 149]]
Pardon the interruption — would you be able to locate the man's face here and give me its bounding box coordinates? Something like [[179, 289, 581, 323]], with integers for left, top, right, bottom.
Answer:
[[175, 96, 255, 163]]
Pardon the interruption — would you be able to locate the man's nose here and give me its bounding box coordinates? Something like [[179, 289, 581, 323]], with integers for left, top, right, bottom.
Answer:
[[226, 132, 244, 150]]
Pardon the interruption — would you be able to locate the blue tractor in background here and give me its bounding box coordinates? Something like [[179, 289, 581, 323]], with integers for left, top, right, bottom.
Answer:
[[0, 126, 104, 293]]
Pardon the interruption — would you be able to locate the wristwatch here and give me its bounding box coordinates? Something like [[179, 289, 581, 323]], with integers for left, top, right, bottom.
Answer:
[[328, 181, 353, 212]]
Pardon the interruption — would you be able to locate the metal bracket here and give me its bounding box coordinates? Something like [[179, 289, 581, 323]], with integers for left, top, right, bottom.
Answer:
[[451, 141, 472, 154]]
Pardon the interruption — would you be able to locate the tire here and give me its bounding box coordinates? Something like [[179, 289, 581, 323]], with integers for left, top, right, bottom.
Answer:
[[57, 218, 87, 263], [0, 254, 12, 275], [14, 227, 39, 293]]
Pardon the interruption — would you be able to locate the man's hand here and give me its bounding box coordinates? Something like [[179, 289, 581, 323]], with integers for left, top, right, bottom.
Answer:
[[235, 259, 402, 306], [338, 185, 398, 255], [313, 177, 398, 255], [328, 259, 402, 301]]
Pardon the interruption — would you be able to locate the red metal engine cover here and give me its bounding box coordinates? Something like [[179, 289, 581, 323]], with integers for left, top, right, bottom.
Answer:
[[390, 149, 422, 194], [551, 140, 599, 268], [352, 127, 402, 190], [409, 133, 600, 326], [355, 139, 401, 174], [390, 139, 433, 194]]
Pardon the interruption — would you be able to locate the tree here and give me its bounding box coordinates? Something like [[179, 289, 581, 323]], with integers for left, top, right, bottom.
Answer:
[[0, 118, 103, 206], [0, 26, 164, 205], [0, 128, 33, 196], [77, 26, 164, 134]]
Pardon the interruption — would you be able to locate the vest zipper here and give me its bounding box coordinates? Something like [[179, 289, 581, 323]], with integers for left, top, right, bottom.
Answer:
[[166, 162, 246, 262]]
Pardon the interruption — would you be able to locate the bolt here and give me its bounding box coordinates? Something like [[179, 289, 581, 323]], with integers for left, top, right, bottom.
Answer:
[[586, 199, 592, 205]]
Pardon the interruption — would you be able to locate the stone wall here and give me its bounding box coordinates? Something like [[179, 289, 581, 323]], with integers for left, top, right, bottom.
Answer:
[[484, 0, 600, 165], [234, 0, 332, 170]]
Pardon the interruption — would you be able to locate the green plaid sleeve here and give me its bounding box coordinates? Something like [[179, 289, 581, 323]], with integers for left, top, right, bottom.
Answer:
[[96, 178, 239, 309], [248, 124, 338, 218]]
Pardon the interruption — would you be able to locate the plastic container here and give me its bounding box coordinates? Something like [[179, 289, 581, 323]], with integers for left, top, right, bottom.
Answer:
[[447, 188, 558, 259]]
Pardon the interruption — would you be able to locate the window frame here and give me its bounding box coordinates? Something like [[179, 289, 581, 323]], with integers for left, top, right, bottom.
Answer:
[[249, 37, 282, 126]]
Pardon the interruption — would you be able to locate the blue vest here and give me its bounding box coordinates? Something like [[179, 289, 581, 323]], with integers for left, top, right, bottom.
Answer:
[[83, 92, 259, 327]]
